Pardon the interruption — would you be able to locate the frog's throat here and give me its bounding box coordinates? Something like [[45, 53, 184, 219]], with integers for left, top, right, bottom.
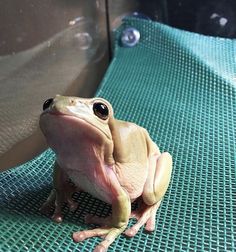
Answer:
[[78, 116, 112, 141], [42, 112, 112, 141]]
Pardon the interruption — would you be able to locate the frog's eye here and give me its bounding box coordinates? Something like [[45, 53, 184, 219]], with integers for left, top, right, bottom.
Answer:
[[93, 102, 109, 120], [43, 98, 54, 111]]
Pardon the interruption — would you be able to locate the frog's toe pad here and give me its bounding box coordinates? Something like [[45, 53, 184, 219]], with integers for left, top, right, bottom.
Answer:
[[72, 231, 86, 242], [93, 244, 108, 252], [51, 213, 63, 223], [145, 217, 155, 232], [124, 227, 138, 237]]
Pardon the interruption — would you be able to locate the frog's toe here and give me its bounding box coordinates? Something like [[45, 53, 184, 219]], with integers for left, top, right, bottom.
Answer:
[[73, 226, 126, 251], [40, 200, 64, 223], [125, 200, 161, 237], [125, 221, 145, 237], [93, 244, 108, 252], [124, 226, 139, 237], [73, 227, 109, 242], [144, 214, 156, 232], [51, 213, 63, 223]]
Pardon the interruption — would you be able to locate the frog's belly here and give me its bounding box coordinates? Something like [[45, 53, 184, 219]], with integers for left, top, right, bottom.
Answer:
[[66, 169, 112, 204]]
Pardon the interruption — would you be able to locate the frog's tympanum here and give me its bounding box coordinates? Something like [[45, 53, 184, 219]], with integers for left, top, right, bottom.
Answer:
[[39, 95, 172, 252]]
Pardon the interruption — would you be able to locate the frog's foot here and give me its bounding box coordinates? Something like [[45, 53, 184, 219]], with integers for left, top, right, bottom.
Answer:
[[125, 200, 161, 237], [73, 225, 126, 252], [40, 184, 78, 223]]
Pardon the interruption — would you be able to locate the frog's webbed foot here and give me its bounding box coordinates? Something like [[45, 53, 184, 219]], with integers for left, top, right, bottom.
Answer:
[[124, 200, 161, 237], [73, 225, 126, 252], [40, 182, 78, 223]]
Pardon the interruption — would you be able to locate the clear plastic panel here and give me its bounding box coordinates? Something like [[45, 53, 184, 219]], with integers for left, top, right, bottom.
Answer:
[[2, 0, 234, 170], [0, 0, 108, 170]]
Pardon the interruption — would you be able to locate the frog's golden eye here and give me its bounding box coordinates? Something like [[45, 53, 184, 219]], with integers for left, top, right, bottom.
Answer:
[[93, 102, 109, 120], [43, 98, 54, 111]]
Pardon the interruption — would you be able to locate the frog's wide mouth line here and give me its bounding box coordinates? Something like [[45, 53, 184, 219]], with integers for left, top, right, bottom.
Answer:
[[41, 112, 112, 140]]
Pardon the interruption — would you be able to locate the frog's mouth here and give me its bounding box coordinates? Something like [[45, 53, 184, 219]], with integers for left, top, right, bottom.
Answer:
[[40, 111, 112, 142]]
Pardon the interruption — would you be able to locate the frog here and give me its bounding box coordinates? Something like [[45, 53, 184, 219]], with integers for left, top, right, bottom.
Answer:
[[39, 95, 172, 252]]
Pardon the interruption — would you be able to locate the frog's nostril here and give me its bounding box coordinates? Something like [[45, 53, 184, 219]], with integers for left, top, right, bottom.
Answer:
[[43, 98, 54, 111]]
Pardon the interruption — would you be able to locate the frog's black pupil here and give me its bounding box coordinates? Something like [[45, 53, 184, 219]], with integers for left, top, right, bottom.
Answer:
[[43, 98, 54, 111], [93, 102, 109, 120]]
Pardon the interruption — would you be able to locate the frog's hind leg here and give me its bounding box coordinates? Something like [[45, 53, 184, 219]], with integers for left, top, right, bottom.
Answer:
[[85, 201, 160, 237], [125, 152, 172, 237], [143, 152, 172, 206]]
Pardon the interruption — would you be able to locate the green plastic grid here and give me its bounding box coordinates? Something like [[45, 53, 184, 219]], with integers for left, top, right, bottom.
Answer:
[[1, 18, 235, 251]]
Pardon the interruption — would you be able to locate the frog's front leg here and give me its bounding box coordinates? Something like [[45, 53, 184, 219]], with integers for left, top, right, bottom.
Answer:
[[40, 161, 78, 222], [125, 152, 172, 237], [73, 185, 131, 252]]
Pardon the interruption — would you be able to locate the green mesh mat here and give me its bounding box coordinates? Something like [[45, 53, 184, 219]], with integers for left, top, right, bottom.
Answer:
[[1, 17, 236, 252]]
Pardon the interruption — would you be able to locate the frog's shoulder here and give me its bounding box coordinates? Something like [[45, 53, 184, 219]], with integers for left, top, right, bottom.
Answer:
[[115, 119, 153, 143], [115, 119, 145, 135], [115, 119, 159, 155]]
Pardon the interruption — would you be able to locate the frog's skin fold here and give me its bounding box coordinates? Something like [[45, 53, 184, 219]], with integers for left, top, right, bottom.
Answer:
[[39, 95, 173, 252]]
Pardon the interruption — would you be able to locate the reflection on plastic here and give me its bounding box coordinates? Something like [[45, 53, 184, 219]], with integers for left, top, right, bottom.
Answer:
[[96, 0, 106, 13], [195, 1, 236, 38], [69, 16, 85, 26], [0, 12, 107, 171]]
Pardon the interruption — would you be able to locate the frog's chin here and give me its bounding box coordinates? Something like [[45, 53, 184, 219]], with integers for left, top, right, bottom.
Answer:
[[40, 112, 112, 142]]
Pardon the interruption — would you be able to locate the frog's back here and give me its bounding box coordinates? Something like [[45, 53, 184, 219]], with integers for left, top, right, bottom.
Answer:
[[115, 119, 159, 163]]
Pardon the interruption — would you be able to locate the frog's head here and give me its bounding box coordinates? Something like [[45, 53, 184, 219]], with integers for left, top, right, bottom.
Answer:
[[39, 95, 114, 149]]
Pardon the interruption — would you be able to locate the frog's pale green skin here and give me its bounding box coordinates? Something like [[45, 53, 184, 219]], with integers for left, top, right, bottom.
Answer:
[[39, 95, 172, 252]]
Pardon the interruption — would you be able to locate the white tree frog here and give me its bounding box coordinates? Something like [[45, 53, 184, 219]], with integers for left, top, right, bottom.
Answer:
[[39, 95, 172, 252]]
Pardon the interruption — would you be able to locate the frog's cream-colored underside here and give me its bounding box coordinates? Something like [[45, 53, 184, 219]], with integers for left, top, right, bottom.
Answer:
[[49, 113, 155, 204], [39, 99, 160, 206]]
